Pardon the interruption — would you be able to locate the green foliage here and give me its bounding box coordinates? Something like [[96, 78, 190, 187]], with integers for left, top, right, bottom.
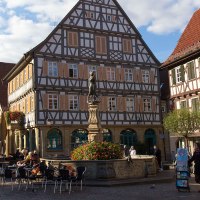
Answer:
[[71, 142, 123, 160], [163, 108, 200, 138]]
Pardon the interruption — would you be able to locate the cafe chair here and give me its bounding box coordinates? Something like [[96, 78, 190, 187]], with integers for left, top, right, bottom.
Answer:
[[43, 168, 58, 193], [58, 169, 71, 194], [16, 167, 28, 190], [71, 166, 86, 192], [3, 168, 16, 190]]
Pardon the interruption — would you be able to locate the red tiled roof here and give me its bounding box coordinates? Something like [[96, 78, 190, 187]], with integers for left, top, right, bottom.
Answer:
[[163, 9, 200, 66]]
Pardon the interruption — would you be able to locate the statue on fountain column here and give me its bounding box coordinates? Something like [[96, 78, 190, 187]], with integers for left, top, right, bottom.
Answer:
[[88, 71, 100, 104], [87, 71, 102, 142]]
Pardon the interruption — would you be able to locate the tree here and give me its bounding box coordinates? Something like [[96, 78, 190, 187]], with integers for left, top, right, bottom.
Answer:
[[163, 108, 200, 148]]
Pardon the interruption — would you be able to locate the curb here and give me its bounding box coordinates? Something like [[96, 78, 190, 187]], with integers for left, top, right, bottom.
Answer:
[[85, 170, 175, 187]]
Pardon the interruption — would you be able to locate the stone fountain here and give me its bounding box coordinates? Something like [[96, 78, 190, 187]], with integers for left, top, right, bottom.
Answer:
[[87, 71, 103, 142]]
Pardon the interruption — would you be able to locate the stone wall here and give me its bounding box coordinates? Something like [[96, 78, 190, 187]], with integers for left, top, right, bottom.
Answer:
[[42, 155, 157, 180]]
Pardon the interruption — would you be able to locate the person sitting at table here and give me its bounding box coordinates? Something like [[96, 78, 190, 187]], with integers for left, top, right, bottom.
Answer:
[[17, 151, 33, 167], [30, 150, 40, 167]]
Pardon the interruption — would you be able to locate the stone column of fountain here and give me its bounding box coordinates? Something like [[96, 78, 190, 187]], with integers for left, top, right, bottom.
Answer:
[[87, 71, 103, 142]]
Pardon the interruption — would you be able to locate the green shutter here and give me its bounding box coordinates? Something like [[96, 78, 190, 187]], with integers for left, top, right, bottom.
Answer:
[[172, 69, 176, 85], [180, 65, 185, 82]]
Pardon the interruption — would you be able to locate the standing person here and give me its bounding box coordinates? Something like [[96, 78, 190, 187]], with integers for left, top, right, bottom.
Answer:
[[153, 145, 162, 170], [188, 142, 200, 190], [129, 146, 136, 158], [123, 145, 129, 158]]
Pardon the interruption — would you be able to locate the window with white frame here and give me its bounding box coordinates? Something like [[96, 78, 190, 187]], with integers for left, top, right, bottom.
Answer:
[[88, 66, 97, 78], [69, 95, 79, 110], [125, 69, 133, 82], [126, 97, 134, 111], [142, 70, 150, 83], [69, 64, 78, 78], [191, 98, 199, 111], [143, 97, 152, 112], [106, 67, 115, 81], [48, 94, 58, 110], [108, 97, 116, 111], [176, 67, 182, 83], [48, 62, 58, 77], [180, 100, 187, 108]]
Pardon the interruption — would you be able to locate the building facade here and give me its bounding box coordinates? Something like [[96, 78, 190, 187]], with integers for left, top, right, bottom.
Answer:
[[161, 9, 200, 154], [0, 62, 15, 156], [3, 0, 169, 159]]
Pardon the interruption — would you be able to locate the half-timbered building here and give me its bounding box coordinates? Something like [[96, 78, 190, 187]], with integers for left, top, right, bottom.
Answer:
[[161, 9, 200, 153], [3, 0, 168, 159]]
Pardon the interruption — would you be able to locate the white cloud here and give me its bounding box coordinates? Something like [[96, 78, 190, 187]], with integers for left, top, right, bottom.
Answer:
[[0, 0, 200, 62], [0, 15, 53, 62], [121, 0, 199, 34]]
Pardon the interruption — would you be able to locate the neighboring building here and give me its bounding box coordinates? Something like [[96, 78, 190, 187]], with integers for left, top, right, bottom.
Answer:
[[161, 9, 200, 154], [3, 0, 169, 159], [0, 62, 15, 154]]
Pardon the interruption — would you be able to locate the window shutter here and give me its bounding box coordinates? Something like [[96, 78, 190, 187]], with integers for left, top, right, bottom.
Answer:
[[21, 71, 24, 85], [102, 67, 107, 81], [122, 97, 126, 111], [127, 40, 132, 53], [73, 32, 78, 47], [42, 94, 48, 110], [100, 96, 107, 112], [42, 61, 48, 76], [120, 68, 125, 82], [171, 69, 176, 85], [97, 66, 103, 81], [117, 97, 123, 111], [152, 97, 156, 112], [116, 68, 121, 81], [13, 79, 15, 91], [139, 97, 143, 112], [27, 96, 30, 113], [101, 37, 107, 54], [58, 62, 63, 77], [63, 63, 69, 78], [65, 95, 69, 110], [134, 96, 139, 112], [83, 65, 88, 79], [68, 32, 73, 46], [180, 65, 185, 82], [29, 64, 33, 78], [32, 95, 35, 111], [78, 64, 83, 79], [79, 95, 85, 111], [139, 70, 143, 83], [123, 39, 127, 52], [150, 70, 155, 84], [133, 69, 138, 83], [96, 36, 101, 54], [25, 66, 28, 81], [59, 95, 65, 110]]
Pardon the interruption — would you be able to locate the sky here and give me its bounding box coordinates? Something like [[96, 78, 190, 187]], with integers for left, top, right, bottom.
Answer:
[[0, 0, 200, 64]]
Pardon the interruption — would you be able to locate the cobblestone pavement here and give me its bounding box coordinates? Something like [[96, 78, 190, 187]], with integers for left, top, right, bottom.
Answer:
[[0, 173, 200, 200], [0, 177, 199, 200]]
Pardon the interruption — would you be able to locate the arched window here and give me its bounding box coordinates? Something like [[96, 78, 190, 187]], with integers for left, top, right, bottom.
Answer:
[[120, 129, 137, 147], [144, 128, 156, 155], [47, 128, 62, 150], [103, 129, 112, 142], [71, 129, 88, 149]]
